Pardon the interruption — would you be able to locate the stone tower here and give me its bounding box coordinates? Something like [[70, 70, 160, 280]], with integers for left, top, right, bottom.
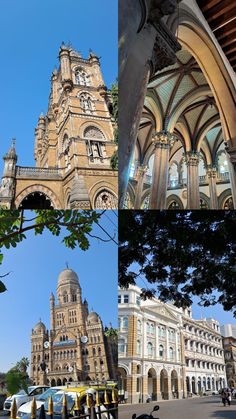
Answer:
[[30, 268, 115, 386], [0, 141, 17, 209], [30, 320, 49, 385], [0, 44, 118, 210]]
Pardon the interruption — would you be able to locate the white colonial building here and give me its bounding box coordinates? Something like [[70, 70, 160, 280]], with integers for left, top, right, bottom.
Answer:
[[118, 285, 227, 403]]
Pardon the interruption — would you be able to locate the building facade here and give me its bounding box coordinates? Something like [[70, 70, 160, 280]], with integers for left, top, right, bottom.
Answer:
[[221, 324, 236, 388], [0, 44, 117, 210], [30, 268, 116, 386], [118, 286, 227, 403]]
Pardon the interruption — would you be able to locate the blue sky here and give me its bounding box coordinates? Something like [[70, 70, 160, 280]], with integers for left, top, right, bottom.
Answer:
[[0, 0, 117, 174], [0, 210, 118, 372]]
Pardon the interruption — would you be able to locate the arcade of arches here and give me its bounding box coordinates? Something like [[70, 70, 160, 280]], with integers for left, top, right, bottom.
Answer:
[[119, 0, 236, 209], [118, 286, 227, 404]]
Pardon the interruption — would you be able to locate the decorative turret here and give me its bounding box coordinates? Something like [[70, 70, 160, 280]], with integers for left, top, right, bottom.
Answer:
[[59, 42, 73, 92], [51, 68, 59, 110], [0, 140, 17, 208]]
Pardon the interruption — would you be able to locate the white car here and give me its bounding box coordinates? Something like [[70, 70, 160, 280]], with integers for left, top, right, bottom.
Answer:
[[3, 386, 49, 413], [17, 387, 65, 417]]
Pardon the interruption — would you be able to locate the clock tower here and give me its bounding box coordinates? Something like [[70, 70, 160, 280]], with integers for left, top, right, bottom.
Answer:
[[30, 268, 113, 385]]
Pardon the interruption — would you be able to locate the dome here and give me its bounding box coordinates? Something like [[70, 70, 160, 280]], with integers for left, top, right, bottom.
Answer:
[[57, 268, 79, 288], [87, 311, 100, 324], [34, 320, 46, 333]]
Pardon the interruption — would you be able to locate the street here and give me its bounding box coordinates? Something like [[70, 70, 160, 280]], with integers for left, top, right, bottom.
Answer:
[[119, 396, 236, 419]]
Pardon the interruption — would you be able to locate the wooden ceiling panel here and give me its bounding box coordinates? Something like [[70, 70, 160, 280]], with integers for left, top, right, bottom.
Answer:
[[196, 0, 236, 72]]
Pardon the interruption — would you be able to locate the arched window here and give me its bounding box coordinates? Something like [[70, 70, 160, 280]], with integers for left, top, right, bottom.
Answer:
[[63, 292, 68, 303], [118, 339, 126, 354], [147, 342, 153, 356], [75, 68, 90, 86], [62, 134, 71, 172], [84, 126, 106, 163], [79, 93, 94, 113], [123, 317, 128, 329], [94, 190, 118, 209], [137, 319, 142, 333], [169, 347, 174, 360], [137, 340, 141, 355], [159, 345, 164, 358]]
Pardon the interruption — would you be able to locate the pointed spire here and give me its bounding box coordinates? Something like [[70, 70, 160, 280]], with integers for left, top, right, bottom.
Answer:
[[4, 139, 17, 160]]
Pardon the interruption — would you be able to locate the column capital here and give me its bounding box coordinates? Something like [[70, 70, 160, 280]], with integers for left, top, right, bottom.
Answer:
[[185, 151, 200, 166], [206, 165, 217, 179], [152, 130, 175, 149]]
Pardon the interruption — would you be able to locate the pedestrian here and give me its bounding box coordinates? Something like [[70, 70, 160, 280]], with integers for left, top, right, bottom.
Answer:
[[221, 390, 226, 407], [226, 390, 232, 406]]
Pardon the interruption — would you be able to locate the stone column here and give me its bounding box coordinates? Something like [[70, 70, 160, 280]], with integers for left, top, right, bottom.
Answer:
[[225, 146, 236, 208], [134, 165, 148, 209], [119, 0, 182, 208], [150, 131, 175, 209], [185, 152, 200, 209], [207, 166, 218, 209]]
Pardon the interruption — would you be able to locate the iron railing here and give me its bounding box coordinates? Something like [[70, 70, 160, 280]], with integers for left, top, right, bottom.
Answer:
[[10, 390, 118, 419]]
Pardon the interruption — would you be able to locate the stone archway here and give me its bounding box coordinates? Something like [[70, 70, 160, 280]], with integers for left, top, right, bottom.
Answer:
[[197, 377, 202, 393], [147, 368, 157, 401], [192, 377, 196, 394], [51, 379, 56, 386], [57, 378, 62, 386], [15, 184, 62, 209], [171, 370, 179, 398], [186, 376, 191, 394], [118, 367, 128, 403], [63, 378, 67, 386], [160, 369, 169, 400]]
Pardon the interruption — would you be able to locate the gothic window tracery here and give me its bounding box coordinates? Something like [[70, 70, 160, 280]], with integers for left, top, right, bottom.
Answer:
[[84, 126, 106, 163], [75, 68, 90, 86], [94, 190, 118, 209], [79, 93, 94, 114]]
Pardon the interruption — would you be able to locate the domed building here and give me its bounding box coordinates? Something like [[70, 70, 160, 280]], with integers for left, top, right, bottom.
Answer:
[[30, 268, 116, 385]]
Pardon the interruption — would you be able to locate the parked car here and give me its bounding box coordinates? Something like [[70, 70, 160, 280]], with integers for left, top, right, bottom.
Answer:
[[17, 387, 65, 417], [203, 390, 217, 396], [3, 386, 49, 413], [0, 394, 7, 410], [20, 386, 117, 419]]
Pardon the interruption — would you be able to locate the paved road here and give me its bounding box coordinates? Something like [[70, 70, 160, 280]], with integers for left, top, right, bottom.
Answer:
[[119, 396, 236, 419]]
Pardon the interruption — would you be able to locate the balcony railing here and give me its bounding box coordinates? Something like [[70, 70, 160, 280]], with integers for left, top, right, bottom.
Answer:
[[16, 166, 62, 179], [130, 172, 230, 187]]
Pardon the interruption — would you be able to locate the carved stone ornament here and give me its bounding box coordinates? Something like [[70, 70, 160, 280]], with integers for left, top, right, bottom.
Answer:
[[152, 130, 175, 149], [148, 0, 180, 24], [207, 165, 217, 179], [185, 151, 200, 166], [150, 20, 181, 75]]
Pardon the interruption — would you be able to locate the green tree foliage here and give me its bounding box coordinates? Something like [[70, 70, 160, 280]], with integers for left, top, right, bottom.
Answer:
[[119, 210, 236, 315], [110, 82, 118, 170], [0, 210, 102, 293], [5, 357, 30, 395]]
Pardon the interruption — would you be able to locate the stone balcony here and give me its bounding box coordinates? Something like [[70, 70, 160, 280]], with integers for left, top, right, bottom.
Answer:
[[16, 166, 63, 180], [135, 172, 230, 188]]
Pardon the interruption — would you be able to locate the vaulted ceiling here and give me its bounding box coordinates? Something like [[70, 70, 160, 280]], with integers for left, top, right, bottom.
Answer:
[[196, 0, 236, 72], [137, 49, 222, 163]]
